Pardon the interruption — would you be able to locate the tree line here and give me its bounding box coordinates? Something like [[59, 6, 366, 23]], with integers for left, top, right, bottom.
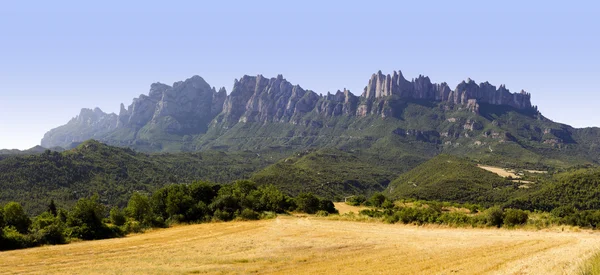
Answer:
[[0, 180, 337, 251]]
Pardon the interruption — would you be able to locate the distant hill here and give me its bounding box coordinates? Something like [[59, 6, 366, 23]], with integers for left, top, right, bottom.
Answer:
[[0, 140, 273, 214], [0, 145, 63, 156], [386, 154, 529, 205], [250, 148, 401, 199]]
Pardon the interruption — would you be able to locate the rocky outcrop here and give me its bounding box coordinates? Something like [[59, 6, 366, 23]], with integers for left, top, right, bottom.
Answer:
[[41, 69, 540, 149], [361, 71, 532, 110], [220, 74, 322, 125], [41, 108, 118, 148]]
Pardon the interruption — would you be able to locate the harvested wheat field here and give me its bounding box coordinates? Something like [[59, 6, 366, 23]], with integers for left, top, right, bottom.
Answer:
[[477, 165, 520, 178], [1, 217, 600, 275]]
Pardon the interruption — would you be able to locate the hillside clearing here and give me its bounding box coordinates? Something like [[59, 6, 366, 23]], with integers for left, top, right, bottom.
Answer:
[[1, 216, 599, 275], [477, 165, 520, 178], [333, 202, 369, 214]]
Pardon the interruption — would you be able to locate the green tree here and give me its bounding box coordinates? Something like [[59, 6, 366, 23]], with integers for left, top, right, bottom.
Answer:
[[126, 192, 153, 225], [109, 207, 126, 226], [3, 202, 31, 234], [504, 209, 529, 226], [31, 212, 65, 245], [485, 206, 504, 228], [258, 184, 288, 213], [296, 193, 320, 214], [368, 193, 386, 208], [67, 194, 109, 240], [48, 199, 58, 216]]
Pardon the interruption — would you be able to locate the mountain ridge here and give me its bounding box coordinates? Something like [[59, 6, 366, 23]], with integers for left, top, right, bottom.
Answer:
[[40, 69, 600, 168]]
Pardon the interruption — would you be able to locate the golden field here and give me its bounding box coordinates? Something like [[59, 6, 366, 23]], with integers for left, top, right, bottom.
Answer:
[[1, 214, 600, 275]]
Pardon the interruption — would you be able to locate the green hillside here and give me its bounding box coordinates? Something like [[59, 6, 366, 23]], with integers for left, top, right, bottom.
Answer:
[[507, 168, 600, 211], [386, 154, 527, 205], [0, 140, 273, 214], [250, 149, 404, 199]]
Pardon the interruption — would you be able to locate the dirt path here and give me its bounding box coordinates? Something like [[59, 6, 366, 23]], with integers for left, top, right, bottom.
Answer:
[[1, 217, 599, 274]]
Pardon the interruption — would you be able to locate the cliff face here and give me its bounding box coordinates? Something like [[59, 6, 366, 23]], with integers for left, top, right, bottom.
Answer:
[[41, 108, 118, 148], [41, 69, 539, 149], [361, 70, 532, 110]]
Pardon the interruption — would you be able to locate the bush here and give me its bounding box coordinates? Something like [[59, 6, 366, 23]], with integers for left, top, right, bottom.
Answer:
[[315, 210, 329, 217], [31, 212, 66, 245], [368, 193, 386, 208], [0, 226, 33, 250], [109, 207, 126, 226], [123, 220, 144, 233], [437, 212, 474, 226], [213, 209, 234, 221], [319, 199, 338, 214], [3, 202, 31, 234], [126, 192, 153, 225], [296, 193, 320, 214], [346, 195, 366, 206], [239, 209, 260, 220], [485, 206, 504, 227], [503, 209, 529, 226]]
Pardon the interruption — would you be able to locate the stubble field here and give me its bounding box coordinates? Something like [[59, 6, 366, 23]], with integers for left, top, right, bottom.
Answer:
[[1, 215, 599, 275]]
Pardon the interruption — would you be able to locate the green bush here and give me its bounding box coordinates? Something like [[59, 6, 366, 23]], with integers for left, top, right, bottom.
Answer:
[[109, 207, 126, 226], [239, 209, 260, 220], [0, 226, 33, 250], [31, 212, 66, 245], [296, 193, 320, 214], [315, 210, 329, 217], [213, 209, 234, 221], [319, 199, 338, 214], [368, 193, 386, 207], [123, 220, 144, 233], [485, 206, 504, 227], [503, 209, 529, 226], [3, 202, 31, 234], [126, 192, 153, 225], [346, 195, 367, 206]]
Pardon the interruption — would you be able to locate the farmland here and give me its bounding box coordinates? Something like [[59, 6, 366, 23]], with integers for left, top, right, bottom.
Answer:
[[1, 216, 598, 274]]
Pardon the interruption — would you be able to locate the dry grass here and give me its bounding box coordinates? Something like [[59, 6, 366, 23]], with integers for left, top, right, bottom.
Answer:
[[333, 202, 369, 215], [478, 165, 520, 178], [1, 216, 600, 275]]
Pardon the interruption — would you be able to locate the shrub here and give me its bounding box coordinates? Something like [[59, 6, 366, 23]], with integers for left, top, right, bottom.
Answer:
[[319, 199, 338, 214], [381, 200, 394, 209], [503, 209, 529, 226], [315, 210, 329, 217], [213, 209, 234, 221], [126, 192, 153, 225], [239, 209, 260, 220], [368, 193, 386, 208], [123, 220, 144, 233], [485, 206, 504, 227], [346, 195, 366, 206], [109, 207, 126, 226], [0, 226, 33, 250], [296, 193, 320, 214], [3, 202, 31, 234], [31, 212, 66, 245]]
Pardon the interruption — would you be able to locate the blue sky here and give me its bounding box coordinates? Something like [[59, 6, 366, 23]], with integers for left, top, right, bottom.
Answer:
[[1, 1, 598, 149]]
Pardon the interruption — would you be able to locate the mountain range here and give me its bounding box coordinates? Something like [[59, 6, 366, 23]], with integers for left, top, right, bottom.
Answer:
[[40, 70, 600, 168]]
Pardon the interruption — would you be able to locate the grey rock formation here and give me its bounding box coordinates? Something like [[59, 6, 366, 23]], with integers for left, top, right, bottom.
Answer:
[[41, 108, 118, 148], [361, 70, 532, 110], [41, 69, 539, 149]]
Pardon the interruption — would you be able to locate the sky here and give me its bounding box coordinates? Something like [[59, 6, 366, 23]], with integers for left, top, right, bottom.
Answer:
[[0, 1, 599, 149]]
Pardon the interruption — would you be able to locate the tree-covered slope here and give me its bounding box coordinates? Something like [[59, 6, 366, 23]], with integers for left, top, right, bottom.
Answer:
[[386, 154, 526, 205], [0, 140, 273, 214], [506, 168, 600, 211], [250, 149, 406, 199]]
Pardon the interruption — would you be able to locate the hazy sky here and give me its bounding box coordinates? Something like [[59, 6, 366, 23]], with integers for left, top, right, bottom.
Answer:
[[1, 1, 598, 149]]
